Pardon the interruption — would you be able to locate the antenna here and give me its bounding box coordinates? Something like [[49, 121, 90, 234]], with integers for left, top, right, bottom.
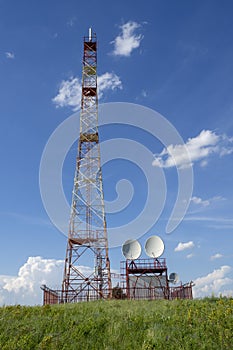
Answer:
[[144, 235, 164, 258], [122, 239, 141, 260], [89, 27, 92, 41], [169, 272, 179, 284]]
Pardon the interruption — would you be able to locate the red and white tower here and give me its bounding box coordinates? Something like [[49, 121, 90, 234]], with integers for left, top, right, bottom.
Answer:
[[61, 28, 112, 302]]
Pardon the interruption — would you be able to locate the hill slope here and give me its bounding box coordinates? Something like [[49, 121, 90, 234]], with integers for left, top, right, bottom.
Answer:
[[0, 299, 232, 349]]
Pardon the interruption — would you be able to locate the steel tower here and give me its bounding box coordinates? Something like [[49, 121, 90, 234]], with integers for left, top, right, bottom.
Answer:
[[62, 29, 112, 302]]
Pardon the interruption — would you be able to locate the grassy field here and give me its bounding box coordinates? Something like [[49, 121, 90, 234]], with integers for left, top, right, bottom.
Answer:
[[0, 298, 232, 349]]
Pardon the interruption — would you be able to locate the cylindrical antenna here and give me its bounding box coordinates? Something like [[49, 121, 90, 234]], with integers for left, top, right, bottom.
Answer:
[[89, 27, 92, 41]]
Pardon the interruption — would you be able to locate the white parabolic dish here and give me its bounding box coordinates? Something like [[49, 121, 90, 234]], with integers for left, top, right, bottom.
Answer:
[[169, 272, 179, 284], [122, 239, 142, 260], [144, 235, 164, 258]]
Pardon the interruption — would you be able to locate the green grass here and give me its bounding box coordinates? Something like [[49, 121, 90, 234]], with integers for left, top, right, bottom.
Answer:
[[0, 298, 232, 349]]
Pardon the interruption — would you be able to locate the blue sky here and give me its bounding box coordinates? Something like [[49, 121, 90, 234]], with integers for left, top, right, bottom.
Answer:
[[0, 0, 233, 304]]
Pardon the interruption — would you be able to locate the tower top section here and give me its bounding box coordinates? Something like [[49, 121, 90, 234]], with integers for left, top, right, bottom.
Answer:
[[84, 27, 96, 43]]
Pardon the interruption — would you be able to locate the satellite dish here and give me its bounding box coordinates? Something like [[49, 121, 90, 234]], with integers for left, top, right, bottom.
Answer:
[[144, 235, 164, 258], [122, 239, 141, 260], [169, 272, 179, 284]]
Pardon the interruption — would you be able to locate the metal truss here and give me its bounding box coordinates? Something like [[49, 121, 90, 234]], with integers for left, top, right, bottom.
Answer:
[[62, 30, 112, 302]]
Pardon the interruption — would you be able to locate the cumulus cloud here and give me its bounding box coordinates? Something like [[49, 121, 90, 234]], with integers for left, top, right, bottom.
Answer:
[[97, 72, 122, 98], [52, 77, 82, 111], [190, 195, 225, 207], [174, 241, 194, 252], [210, 253, 223, 261], [0, 256, 64, 305], [52, 72, 122, 111], [218, 289, 233, 297], [193, 265, 232, 298], [152, 130, 233, 169], [191, 196, 210, 207], [111, 21, 143, 57], [5, 52, 15, 59], [186, 253, 194, 259]]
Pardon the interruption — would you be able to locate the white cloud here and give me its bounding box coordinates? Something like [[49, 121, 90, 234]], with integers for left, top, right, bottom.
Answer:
[[174, 241, 194, 252], [200, 160, 208, 167], [97, 72, 122, 99], [67, 17, 76, 27], [191, 196, 210, 207], [141, 90, 147, 98], [5, 52, 15, 59], [190, 195, 225, 207], [210, 253, 223, 261], [52, 77, 82, 111], [111, 21, 143, 57], [193, 265, 232, 298], [0, 256, 64, 305], [152, 130, 233, 169], [219, 289, 233, 297], [183, 215, 233, 231], [186, 253, 194, 259], [52, 72, 122, 111]]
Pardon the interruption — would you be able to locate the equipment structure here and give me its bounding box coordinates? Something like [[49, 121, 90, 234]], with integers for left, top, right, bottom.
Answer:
[[120, 258, 193, 300], [121, 258, 169, 300], [120, 237, 193, 300], [61, 29, 111, 302]]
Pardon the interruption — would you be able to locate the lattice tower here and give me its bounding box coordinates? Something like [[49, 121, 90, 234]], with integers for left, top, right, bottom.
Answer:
[[62, 29, 112, 302]]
